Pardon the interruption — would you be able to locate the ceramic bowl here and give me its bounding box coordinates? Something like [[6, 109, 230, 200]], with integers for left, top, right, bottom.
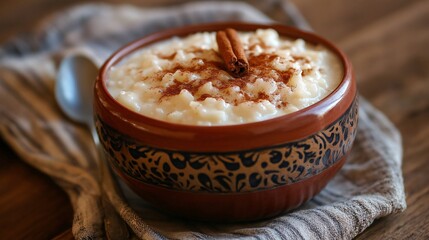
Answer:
[[94, 22, 358, 222]]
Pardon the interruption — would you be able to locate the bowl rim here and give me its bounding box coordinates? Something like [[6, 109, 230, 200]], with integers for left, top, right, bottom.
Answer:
[[95, 22, 355, 151]]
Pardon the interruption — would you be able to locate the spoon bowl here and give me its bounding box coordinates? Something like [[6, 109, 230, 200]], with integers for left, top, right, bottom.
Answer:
[[56, 54, 98, 126]]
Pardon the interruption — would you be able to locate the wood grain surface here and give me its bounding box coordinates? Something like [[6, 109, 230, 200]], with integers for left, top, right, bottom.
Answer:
[[1, 0, 428, 239], [292, 1, 429, 239]]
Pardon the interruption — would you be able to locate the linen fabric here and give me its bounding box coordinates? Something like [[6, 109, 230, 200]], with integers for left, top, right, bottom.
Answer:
[[0, 1, 406, 239]]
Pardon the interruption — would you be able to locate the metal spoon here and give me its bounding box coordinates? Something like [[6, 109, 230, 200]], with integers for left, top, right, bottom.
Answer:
[[56, 54, 129, 239]]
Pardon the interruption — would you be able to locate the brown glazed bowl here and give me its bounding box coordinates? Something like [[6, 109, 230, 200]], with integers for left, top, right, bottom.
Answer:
[[94, 22, 358, 222]]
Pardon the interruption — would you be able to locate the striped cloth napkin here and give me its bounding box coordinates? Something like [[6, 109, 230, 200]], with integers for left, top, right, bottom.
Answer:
[[0, 1, 406, 239]]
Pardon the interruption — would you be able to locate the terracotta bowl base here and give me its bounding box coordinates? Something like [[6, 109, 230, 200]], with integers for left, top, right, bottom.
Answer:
[[113, 154, 347, 222]]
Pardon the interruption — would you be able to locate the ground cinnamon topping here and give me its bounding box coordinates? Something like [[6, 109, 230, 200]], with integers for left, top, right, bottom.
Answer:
[[156, 30, 308, 106], [115, 31, 320, 108], [158, 49, 296, 105]]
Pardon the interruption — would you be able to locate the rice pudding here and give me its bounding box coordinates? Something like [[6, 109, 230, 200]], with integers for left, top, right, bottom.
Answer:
[[107, 28, 343, 125]]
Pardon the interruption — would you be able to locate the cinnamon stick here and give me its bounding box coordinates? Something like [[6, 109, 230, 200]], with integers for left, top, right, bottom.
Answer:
[[216, 28, 249, 77]]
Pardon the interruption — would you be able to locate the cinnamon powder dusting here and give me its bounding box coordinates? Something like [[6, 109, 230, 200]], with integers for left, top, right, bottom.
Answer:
[[156, 49, 300, 106]]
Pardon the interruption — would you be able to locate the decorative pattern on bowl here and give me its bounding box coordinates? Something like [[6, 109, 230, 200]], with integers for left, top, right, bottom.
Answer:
[[96, 97, 358, 193]]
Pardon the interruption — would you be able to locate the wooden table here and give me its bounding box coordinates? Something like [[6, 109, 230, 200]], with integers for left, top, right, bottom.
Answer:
[[1, 0, 428, 239]]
